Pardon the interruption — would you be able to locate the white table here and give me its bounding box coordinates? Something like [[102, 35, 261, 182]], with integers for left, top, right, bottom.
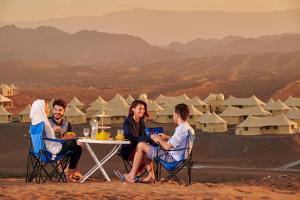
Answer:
[[77, 138, 130, 183]]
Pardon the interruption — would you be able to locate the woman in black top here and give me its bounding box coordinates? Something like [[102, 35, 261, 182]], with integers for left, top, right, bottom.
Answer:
[[120, 99, 150, 160]]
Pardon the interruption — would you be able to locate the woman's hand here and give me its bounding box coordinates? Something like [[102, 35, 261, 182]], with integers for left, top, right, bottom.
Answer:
[[150, 134, 160, 143], [158, 133, 169, 140]]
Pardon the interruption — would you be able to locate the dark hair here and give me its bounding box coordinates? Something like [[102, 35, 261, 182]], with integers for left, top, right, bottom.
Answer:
[[175, 103, 189, 121], [53, 99, 67, 110], [128, 99, 149, 118]]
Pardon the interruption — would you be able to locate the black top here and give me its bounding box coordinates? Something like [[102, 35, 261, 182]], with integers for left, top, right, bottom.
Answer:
[[119, 116, 150, 159]]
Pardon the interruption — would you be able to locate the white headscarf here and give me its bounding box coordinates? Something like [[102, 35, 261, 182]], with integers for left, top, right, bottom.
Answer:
[[30, 99, 48, 125], [30, 99, 62, 155]]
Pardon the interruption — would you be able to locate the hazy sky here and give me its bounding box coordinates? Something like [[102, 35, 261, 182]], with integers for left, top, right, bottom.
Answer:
[[1, 0, 300, 21]]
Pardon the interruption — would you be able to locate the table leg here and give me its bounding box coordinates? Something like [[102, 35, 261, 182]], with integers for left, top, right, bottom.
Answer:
[[80, 143, 122, 183]]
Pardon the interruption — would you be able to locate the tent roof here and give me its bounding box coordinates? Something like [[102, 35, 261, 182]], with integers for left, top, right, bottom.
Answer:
[[237, 114, 297, 128], [157, 105, 174, 115], [0, 105, 12, 115], [65, 106, 86, 117], [90, 96, 108, 106], [0, 95, 12, 102], [220, 105, 271, 117], [207, 112, 227, 124], [86, 103, 108, 111], [19, 104, 31, 115], [126, 95, 135, 104], [224, 95, 265, 106], [67, 96, 84, 107], [189, 105, 203, 116], [109, 94, 126, 104], [284, 96, 300, 107], [286, 107, 300, 120], [1, 84, 12, 90], [173, 93, 190, 103], [148, 101, 163, 112], [264, 100, 290, 111], [155, 94, 174, 104], [197, 111, 212, 123], [187, 97, 208, 106]]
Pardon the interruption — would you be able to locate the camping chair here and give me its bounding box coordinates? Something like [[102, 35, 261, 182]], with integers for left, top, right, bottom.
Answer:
[[154, 131, 194, 186], [26, 122, 72, 183]]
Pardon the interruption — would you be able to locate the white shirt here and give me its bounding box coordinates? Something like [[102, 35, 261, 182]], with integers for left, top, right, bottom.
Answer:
[[168, 122, 194, 161]]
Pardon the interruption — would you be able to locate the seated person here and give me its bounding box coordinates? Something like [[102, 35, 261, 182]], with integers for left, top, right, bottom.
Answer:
[[119, 100, 151, 175], [30, 99, 83, 182], [122, 103, 194, 183]]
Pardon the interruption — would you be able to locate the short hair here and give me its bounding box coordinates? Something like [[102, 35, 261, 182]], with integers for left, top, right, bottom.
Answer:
[[175, 103, 189, 121], [128, 99, 149, 118], [53, 99, 67, 110]]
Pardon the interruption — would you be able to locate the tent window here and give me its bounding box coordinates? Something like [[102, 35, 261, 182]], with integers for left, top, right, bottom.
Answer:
[[291, 125, 295, 129], [266, 126, 269, 130], [274, 126, 278, 130], [204, 124, 206, 127], [116, 117, 120, 120], [168, 115, 172, 119], [244, 127, 248, 131], [189, 116, 193, 119]]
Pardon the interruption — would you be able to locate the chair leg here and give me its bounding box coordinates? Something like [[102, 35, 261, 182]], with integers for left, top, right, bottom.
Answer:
[[188, 161, 192, 185]]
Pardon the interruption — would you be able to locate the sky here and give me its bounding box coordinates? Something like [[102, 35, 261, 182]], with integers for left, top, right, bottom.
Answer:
[[0, 0, 300, 21]]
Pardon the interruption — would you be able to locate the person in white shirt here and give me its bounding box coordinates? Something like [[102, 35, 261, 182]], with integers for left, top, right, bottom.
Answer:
[[121, 103, 194, 183]]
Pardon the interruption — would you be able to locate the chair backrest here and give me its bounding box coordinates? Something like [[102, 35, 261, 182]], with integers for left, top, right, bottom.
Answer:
[[145, 127, 164, 136], [184, 130, 195, 159], [29, 122, 45, 154]]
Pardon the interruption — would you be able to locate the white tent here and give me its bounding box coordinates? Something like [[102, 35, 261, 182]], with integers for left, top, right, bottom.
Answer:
[[187, 105, 203, 125], [154, 105, 174, 124], [236, 114, 297, 135], [187, 96, 209, 113], [139, 93, 149, 103], [264, 100, 290, 116], [224, 95, 265, 108], [203, 93, 225, 113], [196, 111, 227, 132], [19, 104, 31, 122], [286, 107, 300, 128], [284, 96, 300, 108], [89, 96, 107, 106], [67, 96, 85, 110], [0, 105, 12, 123], [126, 95, 135, 105], [147, 100, 164, 120], [0, 95, 13, 108], [106, 98, 129, 124], [219, 105, 271, 125], [109, 94, 127, 105], [64, 106, 86, 124]]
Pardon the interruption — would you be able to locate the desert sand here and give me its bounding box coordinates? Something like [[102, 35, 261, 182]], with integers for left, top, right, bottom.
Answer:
[[0, 175, 300, 200]]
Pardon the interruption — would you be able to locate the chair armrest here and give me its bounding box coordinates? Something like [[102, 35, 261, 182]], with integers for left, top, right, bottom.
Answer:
[[42, 137, 73, 143], [157, 147, 189, 152]]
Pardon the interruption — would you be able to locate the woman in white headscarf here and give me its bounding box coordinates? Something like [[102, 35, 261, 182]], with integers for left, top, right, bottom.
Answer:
[[30, 99, 83, 181], [30, 99, 62, 154]]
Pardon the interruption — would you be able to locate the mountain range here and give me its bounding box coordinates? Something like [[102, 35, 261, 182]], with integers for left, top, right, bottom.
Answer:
[[1, 8, 300, 45]]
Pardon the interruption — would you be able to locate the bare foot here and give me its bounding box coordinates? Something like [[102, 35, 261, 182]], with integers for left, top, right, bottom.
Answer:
[[124, 174, 135, 183], [142, 175, 155, 183]]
